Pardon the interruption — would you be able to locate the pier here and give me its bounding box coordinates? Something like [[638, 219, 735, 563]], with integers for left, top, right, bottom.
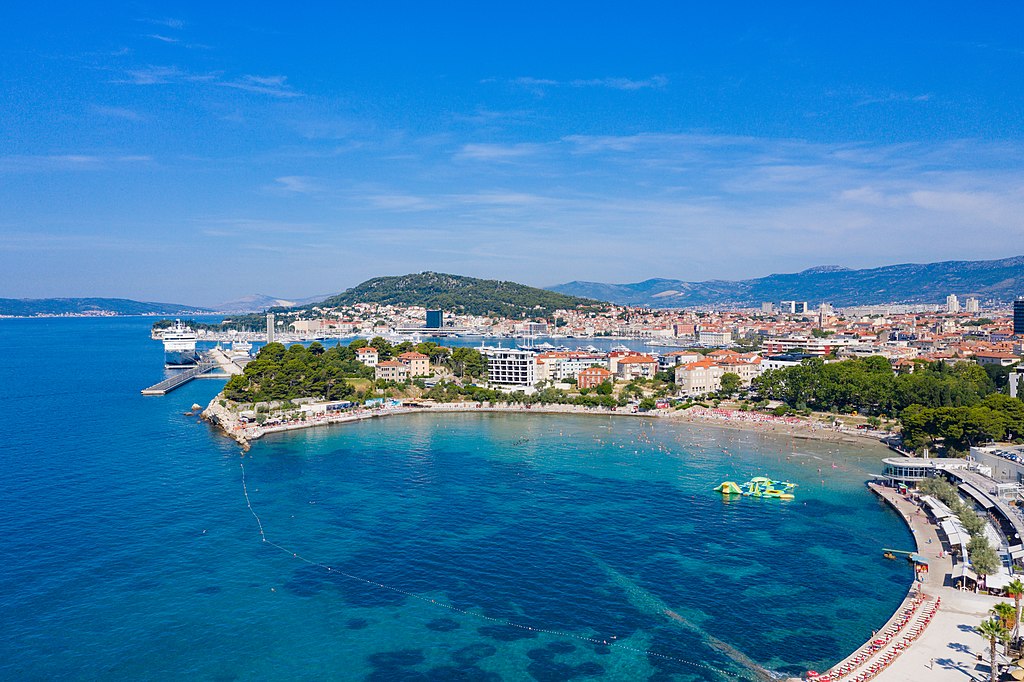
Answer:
[[141, 349, 242, 396]]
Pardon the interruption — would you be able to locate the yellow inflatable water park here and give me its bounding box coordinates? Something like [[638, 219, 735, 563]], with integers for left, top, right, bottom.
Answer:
[[714, 476, 796, 500]]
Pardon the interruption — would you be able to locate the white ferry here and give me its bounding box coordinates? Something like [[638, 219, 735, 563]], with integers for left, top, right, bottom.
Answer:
[[163, 320, 199, 367]]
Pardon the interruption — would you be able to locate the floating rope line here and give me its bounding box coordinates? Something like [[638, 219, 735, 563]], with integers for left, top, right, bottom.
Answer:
[[237, 458, 764, 681]]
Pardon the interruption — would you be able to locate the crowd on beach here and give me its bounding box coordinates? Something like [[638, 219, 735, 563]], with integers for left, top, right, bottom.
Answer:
[[810, 596, 941, 681], [207, 398, 877, 446], [684, 406, 832, 429]]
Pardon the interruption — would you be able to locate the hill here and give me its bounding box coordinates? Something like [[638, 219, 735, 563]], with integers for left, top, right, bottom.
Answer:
[[550, 256, 1024, 308], [316, 272, 605, 318], [0, 297, 211, 317]]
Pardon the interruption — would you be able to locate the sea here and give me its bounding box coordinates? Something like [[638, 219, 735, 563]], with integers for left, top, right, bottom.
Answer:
[[0, 317, 913, 681]]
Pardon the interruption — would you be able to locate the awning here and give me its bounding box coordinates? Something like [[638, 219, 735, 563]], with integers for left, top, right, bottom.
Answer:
[[920, 495, 954, 520], [953, 564, 977, 581], [959, 483, 997, 510], [986, 572, 1013, 590], [910, 554, 930, 565], [940, 520, 970, 551], [1010, 546, 1024, 561]]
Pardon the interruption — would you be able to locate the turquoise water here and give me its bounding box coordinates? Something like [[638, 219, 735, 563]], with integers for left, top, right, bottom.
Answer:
[[0, 318, 913, 680]]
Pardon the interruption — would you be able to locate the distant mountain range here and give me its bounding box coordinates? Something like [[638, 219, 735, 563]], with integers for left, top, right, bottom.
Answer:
[[209, 293, 339, 314], [314, 272, 603, 318], [0, 298, 211, 317], [549, 256, 1024, 308], [8, 256, 1022, 318]]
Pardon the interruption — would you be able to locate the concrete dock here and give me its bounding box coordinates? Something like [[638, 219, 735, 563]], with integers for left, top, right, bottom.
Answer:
[[141, 348, 242, 396]]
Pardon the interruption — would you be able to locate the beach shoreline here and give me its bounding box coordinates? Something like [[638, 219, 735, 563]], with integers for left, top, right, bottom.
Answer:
[[202, 394, 888, 451], [202, 393, 911, 679]]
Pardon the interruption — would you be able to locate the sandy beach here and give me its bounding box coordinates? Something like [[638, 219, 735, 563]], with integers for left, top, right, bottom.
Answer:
[[203, 396, 885, 450]]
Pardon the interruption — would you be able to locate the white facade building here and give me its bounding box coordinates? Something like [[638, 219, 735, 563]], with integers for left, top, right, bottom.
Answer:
[[481, 347, 537, 390], [697, 330, 732, 346]]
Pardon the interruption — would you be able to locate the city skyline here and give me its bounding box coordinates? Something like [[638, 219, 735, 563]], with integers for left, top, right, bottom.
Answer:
[[2, 4, 1023, 306]]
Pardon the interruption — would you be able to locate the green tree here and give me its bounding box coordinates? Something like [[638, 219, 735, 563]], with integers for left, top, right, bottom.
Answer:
[[1007, 578, 1024, 642], [975, 617, 1009, 682], [719, 372, 741, 396], [970, 538, 1001, 579], [450, 347, 485, 379], [962, 511, 987, 538], [992, 601, 1015, 629], [369, 336, 394, 360]]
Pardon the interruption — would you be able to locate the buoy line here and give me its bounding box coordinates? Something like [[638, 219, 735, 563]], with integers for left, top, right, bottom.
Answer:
[[238, 457, 764, 681]]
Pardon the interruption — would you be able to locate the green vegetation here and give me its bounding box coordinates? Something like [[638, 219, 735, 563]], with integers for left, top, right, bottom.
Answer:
[[719, 372, 741, 396], [223, 342, 372, 402], [753, 356, 995, 416], [1008, 578, 1024, 641], [317, 272, 606, 318], [975, 617, 1009, 682], [222, 338, 487, 403], [3, 298, 208, 317], [751, 356, 1024, 455], [900, 394, 1024, 453], [917, 477, 997, 573], [153, 318, 226, 332], [421, 381, 623, 409]]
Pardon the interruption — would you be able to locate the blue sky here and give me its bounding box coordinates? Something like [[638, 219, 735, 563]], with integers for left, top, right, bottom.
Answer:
[[2, 3, 1023, 305]]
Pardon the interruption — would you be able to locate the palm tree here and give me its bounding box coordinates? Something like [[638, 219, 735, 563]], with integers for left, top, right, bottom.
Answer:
[[993, 602, 1016, 629], [992, 602, 1016, 655], [1008, 578, 1024, 642], [976, 617, 1009, 682]]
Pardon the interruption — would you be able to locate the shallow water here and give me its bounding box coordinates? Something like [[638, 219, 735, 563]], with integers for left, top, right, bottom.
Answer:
[[0, 317, 912, 680]]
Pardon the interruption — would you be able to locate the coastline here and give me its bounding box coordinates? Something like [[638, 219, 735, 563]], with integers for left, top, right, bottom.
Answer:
[[202, 392, 925, 677], [202, 395, 886, 451]]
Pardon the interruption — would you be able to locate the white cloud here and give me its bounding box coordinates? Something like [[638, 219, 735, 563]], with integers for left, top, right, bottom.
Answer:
[[508, 75, 668, 93], [121, 65, 218, 85], [117, 67, 300, 97], [455, 143, 543, 161], [138, 17, 185, 29], [569, 75, 668, 90], [0, 154, 151, 173], [91, 105, 143, 121], [218, 74, 301, 98], [268, 176, 323, 195]]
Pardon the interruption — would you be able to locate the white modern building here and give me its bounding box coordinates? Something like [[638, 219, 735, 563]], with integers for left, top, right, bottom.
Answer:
[[481, 347, 537, 390]]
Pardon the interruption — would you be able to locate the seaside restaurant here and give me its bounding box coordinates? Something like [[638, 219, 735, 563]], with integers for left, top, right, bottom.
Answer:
[[880, 457, 970, 489]]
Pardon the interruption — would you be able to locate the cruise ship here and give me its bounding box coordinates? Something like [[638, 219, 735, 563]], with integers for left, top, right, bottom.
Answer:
[[162, 320, 199, 368]]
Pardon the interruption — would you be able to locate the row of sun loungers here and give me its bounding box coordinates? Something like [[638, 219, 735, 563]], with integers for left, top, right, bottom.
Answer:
[[808, 596, 940, 681]]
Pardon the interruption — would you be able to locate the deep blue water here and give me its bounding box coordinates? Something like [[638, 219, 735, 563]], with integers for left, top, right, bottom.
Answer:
[[0, 317, 913, 681]]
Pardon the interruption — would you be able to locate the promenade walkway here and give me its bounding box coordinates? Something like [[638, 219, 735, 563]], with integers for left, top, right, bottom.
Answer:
[[815, 484, 1015, 682]]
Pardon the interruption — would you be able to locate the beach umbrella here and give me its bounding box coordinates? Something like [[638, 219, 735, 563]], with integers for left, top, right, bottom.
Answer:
[[1010, 668, 1024, 681], [1015, 658, 1024, 667]]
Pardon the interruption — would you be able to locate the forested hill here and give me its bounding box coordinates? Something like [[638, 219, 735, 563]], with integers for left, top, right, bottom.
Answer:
[[313, 272, 606, 318], [550, 255, 1024, 308], [0, 297, 210, 317]]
